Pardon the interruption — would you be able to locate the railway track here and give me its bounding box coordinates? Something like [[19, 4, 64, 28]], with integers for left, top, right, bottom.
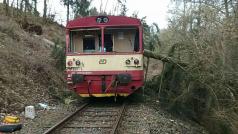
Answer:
[[43, 101, 126, 134]]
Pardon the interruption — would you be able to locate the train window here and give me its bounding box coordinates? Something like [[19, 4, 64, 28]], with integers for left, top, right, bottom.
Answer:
[[134, 30, 139, 52], [104, 34, 113, 52], [105, 27, 139, 52], [69, 28, 100, 53], [98, 34, 113, 52], [83, 37, 95, 52], [68, 27, 139, 53]]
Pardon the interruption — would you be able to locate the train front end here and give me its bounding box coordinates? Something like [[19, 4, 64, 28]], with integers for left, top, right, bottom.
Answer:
[[65, 16, 144, 97]]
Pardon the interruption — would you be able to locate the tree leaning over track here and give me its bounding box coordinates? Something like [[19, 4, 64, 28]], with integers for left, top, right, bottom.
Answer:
[[144, 0, 238, 133]]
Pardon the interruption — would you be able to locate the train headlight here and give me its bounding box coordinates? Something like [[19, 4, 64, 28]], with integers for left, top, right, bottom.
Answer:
[[67, 74, 72, 78], [75, 60, 81, 66], [103, 17, 109, 23], [134, 59, 139, 65], [125, 59, 131, 65], [96, 16, 109, 23], [67, 61, 73, 66]]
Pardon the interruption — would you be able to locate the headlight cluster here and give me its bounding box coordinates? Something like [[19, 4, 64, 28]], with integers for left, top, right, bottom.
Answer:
[[96, 16, 109, 23], [125, 58, 140, 66], [67, 60, 81, 66]]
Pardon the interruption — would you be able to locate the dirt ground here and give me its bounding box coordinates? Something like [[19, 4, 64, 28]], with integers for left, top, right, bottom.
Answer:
[[0, 13, 66, 113], [9, 97, 208, 134], [18, 104, 79, 134]]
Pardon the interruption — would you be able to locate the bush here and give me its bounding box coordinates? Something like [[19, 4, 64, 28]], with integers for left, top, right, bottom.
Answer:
[[51, 38, 65, 71], [150, 29, 238, 133]]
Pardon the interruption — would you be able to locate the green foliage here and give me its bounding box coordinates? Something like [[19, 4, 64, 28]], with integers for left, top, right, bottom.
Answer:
[[150, 0, 238, 133], [73, 0, 91, 17], [61, 0, 92, 18], [141, 17, 161, 51], [51, 38, 65, 71]]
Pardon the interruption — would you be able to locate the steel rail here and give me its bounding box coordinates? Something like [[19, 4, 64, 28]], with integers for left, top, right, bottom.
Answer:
[[43, 103, 89, 134], [110, 102, 126, 134]]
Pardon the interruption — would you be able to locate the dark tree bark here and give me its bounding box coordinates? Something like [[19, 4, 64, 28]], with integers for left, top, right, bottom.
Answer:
[[20, 0, 24, 11], [43, 0, 47, 19], [17, 0, 19, 9], [143, 49, 187, 66], [5, 0, 9, 15], [224, 0, 229, 17], [24, 0, 28, 19], [67, 0, 69, 22], [33, 0, 38, 16]]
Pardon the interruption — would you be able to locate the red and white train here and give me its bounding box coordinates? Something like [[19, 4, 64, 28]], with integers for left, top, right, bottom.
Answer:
[[65, 16, 144, 97]]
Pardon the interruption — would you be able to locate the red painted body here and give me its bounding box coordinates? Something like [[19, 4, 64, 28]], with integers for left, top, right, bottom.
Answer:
[[65, 16, 144, 97], [67, 70, 144, 95]]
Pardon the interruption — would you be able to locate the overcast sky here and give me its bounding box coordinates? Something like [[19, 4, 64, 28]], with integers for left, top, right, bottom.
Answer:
[[0, 0, 170, 29]]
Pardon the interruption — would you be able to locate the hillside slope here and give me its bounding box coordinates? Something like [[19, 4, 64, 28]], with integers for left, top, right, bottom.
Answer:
[[0, 13, 66, 112]]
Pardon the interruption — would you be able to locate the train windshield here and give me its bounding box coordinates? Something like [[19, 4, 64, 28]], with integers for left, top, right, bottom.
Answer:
[[68, 27, 139, 53], [104, 27, 139, 52]]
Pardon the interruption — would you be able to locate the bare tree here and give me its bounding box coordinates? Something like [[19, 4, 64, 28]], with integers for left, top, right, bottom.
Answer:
[[62, 0, 73, 22], [43, 0, 47, 19], [32, 0, 38, 16], [224, 0, 229, 17], [20, 0, 24, 11], [4, 0, 10, 15]]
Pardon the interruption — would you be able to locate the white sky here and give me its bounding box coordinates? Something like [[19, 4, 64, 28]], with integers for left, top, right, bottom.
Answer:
[[0, 0, 170, 29], [91, 0, 170, 28]]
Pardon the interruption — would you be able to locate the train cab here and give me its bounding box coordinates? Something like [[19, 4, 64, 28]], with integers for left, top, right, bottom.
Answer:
[[65, 16, 144, 97]]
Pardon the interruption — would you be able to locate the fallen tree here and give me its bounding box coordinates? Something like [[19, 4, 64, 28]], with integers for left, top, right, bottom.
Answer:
[[143, 49, 187, 67], [144, 44, 238, 134]]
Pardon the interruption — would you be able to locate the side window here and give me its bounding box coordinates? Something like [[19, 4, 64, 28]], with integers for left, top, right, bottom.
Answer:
[[69, 31, 74, 52], [83, 37, 95, 52], [134, 30, 139, 52]]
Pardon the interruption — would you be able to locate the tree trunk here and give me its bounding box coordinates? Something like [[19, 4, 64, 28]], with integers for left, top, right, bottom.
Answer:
[[143, 49, 187, 66], [224, 0, 229, 18], [67, 0, 69, 22], [43, 0, 47, 19], [197, 0, 202, 29], [144, 57, 150, 82], [11, 0, 15, 16], [20, 0, 24, 11], [5, 0, 9, 15], [34, 0, 38, 16], [24, 0, 28, 18], [17, 0, 19, 9], [182, 0, 186, 31]]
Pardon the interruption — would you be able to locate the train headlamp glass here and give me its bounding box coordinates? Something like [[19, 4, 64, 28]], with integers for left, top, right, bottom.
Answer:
[[134, 59, 139, 65], [103, 17, 109, 23], [96, 16, 109, 23], [125, 59, 131, 65], [75, 60, 81, 66], [96, 17, 102, 23], [67, 74, 72, 78], [67, 61, 73, 66]]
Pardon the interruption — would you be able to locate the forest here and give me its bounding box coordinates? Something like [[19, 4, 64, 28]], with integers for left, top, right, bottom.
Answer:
[[0, 0, 238, 133]]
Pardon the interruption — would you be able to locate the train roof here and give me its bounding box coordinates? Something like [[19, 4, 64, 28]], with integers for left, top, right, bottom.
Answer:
[[66, 16, 141, 29]]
